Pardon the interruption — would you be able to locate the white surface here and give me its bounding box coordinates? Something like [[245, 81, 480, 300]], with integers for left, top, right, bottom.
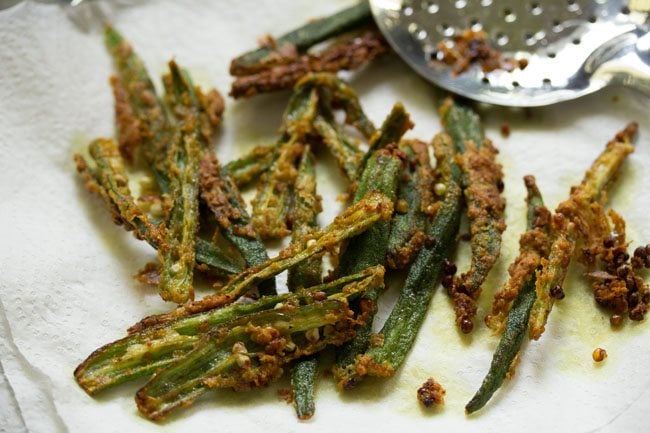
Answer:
[[0, 1, 649, 432]]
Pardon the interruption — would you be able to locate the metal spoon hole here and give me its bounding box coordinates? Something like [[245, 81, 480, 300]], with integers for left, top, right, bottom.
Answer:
[[427, 3, 440, 14], [503, 9, 517, 23], [530, 3, 543, 15], [454, 0, 467, 9]]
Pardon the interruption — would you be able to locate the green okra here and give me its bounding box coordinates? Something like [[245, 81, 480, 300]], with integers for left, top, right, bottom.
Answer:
[[77, 138, 164, 248], [466, 276, 537, 414], [333, 148, 403, 377], [335, 132, 462, 388], [251, 140, 304, 239], [198, 152, 273, 293], [104, 26, 173, 192], [359, 103, 412, 173], [288, 146, 323, 290], [250, 86, 320, 239], [441, 98, 504, 333], [74, 266, 383, 395], [287, 146, 322, 420], [134, 297, 362, 420], [465, 177, 546, 414], [230, 2, 373, 76], [291, 356, 318, 420], [305, 73, 376, 138], [75, 139, 242, 276], [453, 138, 506, 332], [313, 116, 363, 181], [157, 61, 203, 304], [194, 238, 243, 275], [386, 139, 435, 270], [439, 99, 484, 153], [529, 123, 637, 340], [224, 143, 276, 187]]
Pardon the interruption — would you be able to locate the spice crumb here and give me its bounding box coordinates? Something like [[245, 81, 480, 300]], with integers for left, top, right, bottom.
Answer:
[[417, 377, 446, 408], [592, 347, 608, 363], [610, 314, 623, 327], [500, 122, 511, 138], [433, 29, 526, 76]]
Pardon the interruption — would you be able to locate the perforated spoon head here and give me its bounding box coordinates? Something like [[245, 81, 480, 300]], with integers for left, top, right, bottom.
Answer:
[[370, 0, 650, 106]]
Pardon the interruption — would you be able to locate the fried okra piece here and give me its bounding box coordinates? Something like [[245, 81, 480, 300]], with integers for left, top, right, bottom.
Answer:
[[466, 176, 549, 414], [529, 123, 637, 339]]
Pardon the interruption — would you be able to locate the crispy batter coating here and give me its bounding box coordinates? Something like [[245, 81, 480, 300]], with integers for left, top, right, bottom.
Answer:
[[386, 139, 436, 269], [486, 177, 551, 333], [451, 139, 506, 333], [387, 231, 428, 270], [74, 139, 165, 247], [528, 123, 638, 339], [128, 193, 393, 332], [528, 215, 575, 340], [196, 87, 225, 142], [199, 153, 256, 238], [434, 29, 527, 76], [230, 31, 387, 98], [230, 36, 300, 76], [110, 75, 142, 163], [251, 142, 303, 239]]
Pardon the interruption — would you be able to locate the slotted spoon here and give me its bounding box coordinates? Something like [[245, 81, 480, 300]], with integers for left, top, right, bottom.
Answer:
[[370, 0, 650, 106]]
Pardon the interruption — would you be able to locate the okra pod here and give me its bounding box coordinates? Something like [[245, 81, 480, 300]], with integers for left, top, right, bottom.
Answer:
[[313, 116, 363, 181], [465, 176, 547, 414], [386, 139, 435, 270], [291, 356, 318, 420], [333, 148, 403, 379], [230, 2, 373, 76], [453, 139, 506, 332], [465, 276, 537, 413], [251, 141, 304, 239], [529, 123, 637, 339], [224, 143, 276, 187], [75, 139, 164, 248], [288, 146, 323, 290], [359, 103, 413, 172], [288, 146, 322, 420], [157, 61, 203, 303], [104, 26, 173, 191], [441, 98, 505, 333], [298, 73, 376, 138], [135, 298, 362, 420], [485, 176, 551, 333], [74, 266, 383, 394], [199, 153, 273, 294], [229, 31, 387, 99], [75, 140, 241, 276], [335, 132, 462, 388]]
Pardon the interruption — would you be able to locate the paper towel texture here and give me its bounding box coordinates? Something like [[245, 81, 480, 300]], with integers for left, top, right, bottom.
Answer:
[[0, 1, 649, 432]]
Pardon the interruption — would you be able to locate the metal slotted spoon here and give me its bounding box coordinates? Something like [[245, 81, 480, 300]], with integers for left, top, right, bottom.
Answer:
[[370, 0, 650, 106]]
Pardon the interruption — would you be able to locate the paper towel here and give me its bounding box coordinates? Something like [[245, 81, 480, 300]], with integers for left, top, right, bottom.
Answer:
[[0, 1, 649, 432]]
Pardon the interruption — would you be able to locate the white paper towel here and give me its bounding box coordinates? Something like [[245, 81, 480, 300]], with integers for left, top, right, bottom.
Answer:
[[0, 1, 649, 432]]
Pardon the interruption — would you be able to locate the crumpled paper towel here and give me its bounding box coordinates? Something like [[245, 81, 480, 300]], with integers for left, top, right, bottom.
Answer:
[[0, 1, 649, 432]]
